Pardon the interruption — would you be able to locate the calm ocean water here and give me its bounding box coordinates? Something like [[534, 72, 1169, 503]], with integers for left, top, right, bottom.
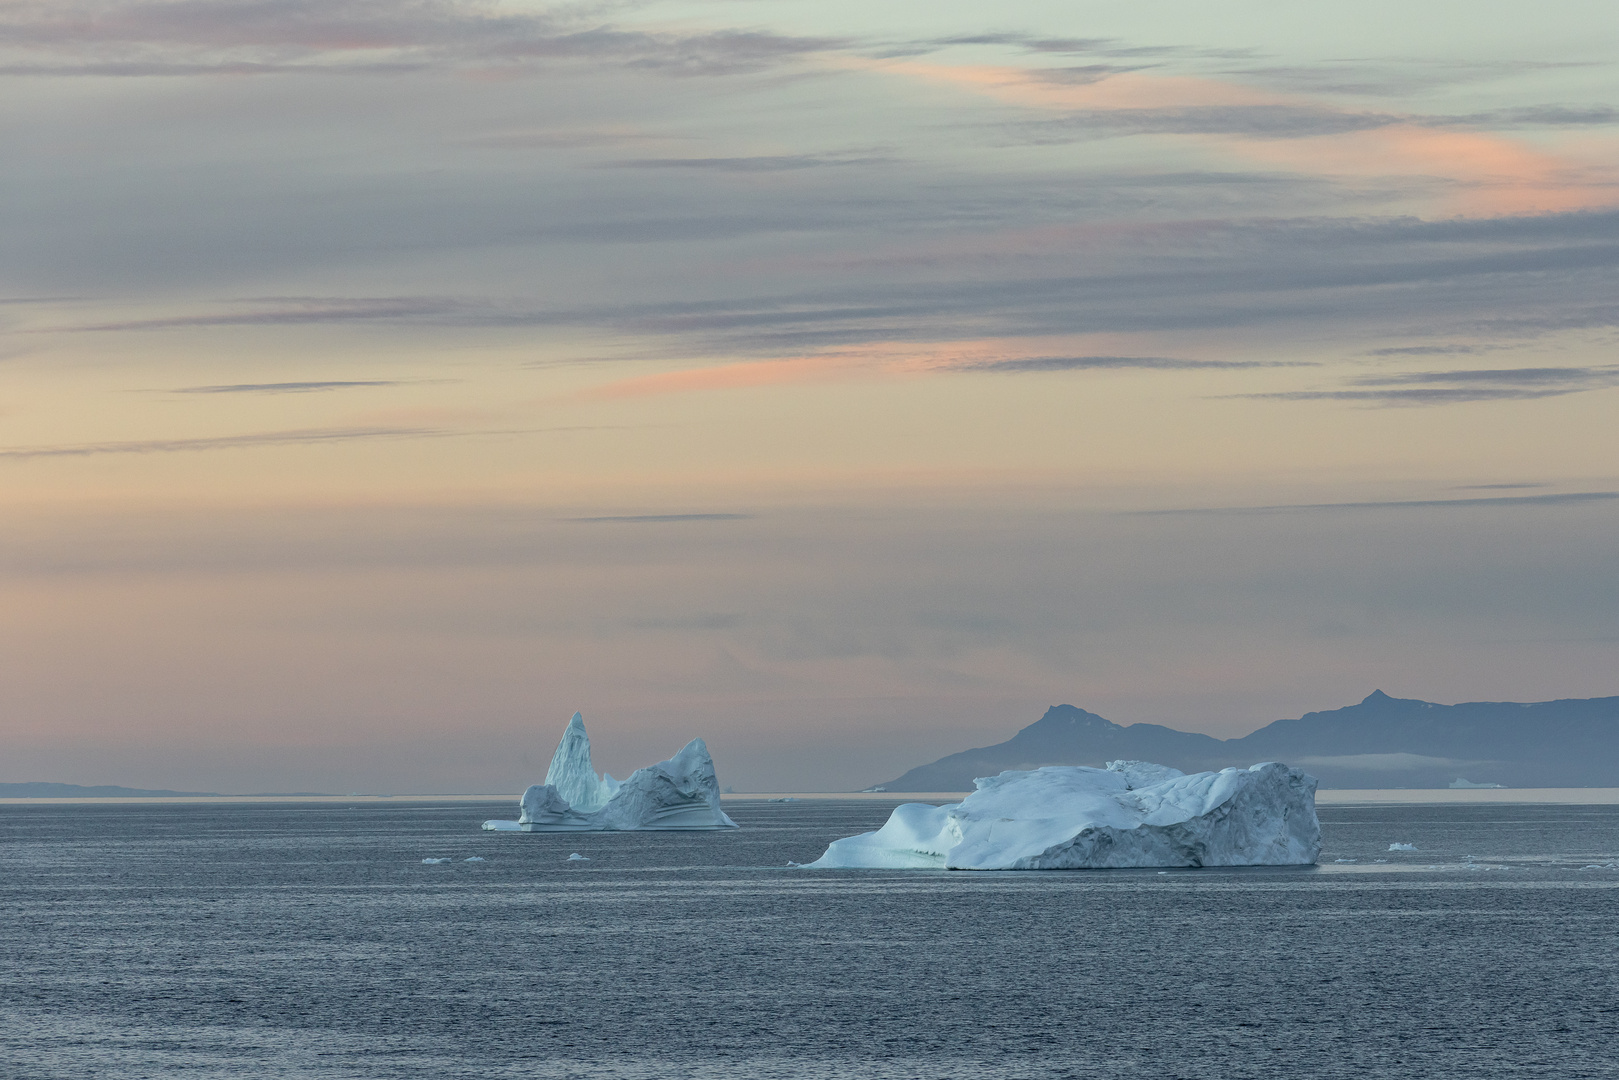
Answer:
[[3, 799, 1617, 1079]]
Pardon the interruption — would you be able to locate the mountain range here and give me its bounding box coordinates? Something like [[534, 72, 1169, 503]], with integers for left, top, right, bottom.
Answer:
[[874, 691, 1619, 790], [0, 782, 222, 798]]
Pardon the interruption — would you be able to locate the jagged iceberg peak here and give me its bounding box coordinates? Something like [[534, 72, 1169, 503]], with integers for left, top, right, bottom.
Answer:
[[808, 761, 1319, 870], [543, 712, 620, 813]]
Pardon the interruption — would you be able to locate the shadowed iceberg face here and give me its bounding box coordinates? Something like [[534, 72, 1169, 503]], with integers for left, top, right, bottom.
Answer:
[[485, 714, 738, 832], [807, 760, 1320, 870]]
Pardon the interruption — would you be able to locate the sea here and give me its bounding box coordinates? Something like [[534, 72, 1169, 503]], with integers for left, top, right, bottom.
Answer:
[[2, 798, 1617, 1079]]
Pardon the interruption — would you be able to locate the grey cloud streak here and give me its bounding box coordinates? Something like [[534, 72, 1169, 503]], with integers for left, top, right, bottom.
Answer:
[[171, 380, 403, 393], [948, 355, 1273, 373], [0, 424, 589, 459], [602, 155, 893, 172], [1140, 490, 1619, 515], [0, 0, 845, 77], [566, 513, 754, 523], [1242, 365, 1619, 406], [34, 206, 1619, 362], [0, 425, 434, 459]]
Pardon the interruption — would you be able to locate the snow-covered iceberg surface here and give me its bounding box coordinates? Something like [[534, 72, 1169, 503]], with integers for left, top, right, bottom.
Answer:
[[482, 714, 738, 832], [808, 760, 1319, 870]]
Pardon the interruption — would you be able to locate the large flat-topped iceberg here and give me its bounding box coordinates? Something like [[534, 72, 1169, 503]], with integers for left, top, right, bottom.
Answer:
[[483, 713, 738, 832], [808, 760, 1319, 870]]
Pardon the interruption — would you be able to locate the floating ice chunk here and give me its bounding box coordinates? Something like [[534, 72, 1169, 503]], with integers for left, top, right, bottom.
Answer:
[[463, 856, 486, 862], [567, 853, 589, 861], [1388, 843, 1418, 851], [1334, 859, 1357, 864], [497, 717, 739, 832], [1449, 778, 1505, 789], [808, 761, 1319, 870], [421, 857, 451, 864], [768, 797, 800, 803], [1373, 859, 1388, 863]]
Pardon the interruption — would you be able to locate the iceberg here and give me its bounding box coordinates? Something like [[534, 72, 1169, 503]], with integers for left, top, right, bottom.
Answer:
[[482, 713, 738, 832], [807, 760, 1319, 870]]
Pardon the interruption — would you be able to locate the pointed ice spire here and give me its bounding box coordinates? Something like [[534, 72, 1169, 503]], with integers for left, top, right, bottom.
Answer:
[[545, 712, 614, 812]]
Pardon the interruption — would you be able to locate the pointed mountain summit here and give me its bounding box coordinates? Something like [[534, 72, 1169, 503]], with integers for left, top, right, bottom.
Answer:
[[877, 704, 1223, 792]]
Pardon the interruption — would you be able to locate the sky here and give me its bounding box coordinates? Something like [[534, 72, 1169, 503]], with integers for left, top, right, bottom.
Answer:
[[3, 0, 1618, 793]]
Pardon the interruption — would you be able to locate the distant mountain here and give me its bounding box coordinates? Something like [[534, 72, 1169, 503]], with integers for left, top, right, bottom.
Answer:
[[0, 782, 221, 798], [874, 691, 1619, 790]]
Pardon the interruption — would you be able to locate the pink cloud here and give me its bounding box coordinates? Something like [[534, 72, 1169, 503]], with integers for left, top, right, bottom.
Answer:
[[856, 59, 1619, 218]]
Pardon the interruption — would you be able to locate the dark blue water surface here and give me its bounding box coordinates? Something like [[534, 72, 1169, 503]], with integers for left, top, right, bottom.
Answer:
[[3, 799, 1618, 1079]]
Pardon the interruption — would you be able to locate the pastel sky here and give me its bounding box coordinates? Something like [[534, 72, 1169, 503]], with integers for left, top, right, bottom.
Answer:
[[4, 0, 1618, 792]]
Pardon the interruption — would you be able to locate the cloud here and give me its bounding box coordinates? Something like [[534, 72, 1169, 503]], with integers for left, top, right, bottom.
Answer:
[[1018, 104, 1406, 141], [0, 425, 433, 459], [1350, 365, 1618, 387], [1142, 491, 1619, 515], [171, 380, 402, 393], [566, 513, 753, 523], [1445, 106, 1619, 129], [62, 297, 467, 332], [602, 154, 893, 172], [0, 1, 845, 78], [950, 354, 1271, 373], [0, 424, 585, 459], [1243, 364, 1619, 405], [1366, 345, 1499, 356], [1455, 482, 1550, 490], [861, 59, 1619, 216]]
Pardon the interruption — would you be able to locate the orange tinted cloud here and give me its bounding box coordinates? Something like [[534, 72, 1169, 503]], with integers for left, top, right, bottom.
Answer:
[[857, 59, 1618, 217], [853, 59, 1281, 112], [1243, 125, 1613, 216], [582, 337, 1165, 400]]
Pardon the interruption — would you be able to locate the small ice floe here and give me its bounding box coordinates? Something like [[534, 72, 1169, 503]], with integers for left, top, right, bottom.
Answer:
[[1373, 859, 1388, 864], [482, 820, 522, 832], [1388, 843, 1418, 851], [463, 856, 486, 862], [567, 853, 590, 861], [1334, 858, 1358, 864], [1579, 862, 1619, 871], [421, 858, 452, 864], [768, 797, 800, 803]]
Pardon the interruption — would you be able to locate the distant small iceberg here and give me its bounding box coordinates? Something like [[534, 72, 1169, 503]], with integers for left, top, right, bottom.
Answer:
[[1388, 843, 1418, 851], [1449, 778, 1505, 789], [482, 712, 738, 832]]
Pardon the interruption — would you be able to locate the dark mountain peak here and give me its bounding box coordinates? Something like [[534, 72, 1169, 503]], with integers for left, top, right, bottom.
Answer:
[[1362, 689, 1392, 704], [1030, 704, 1121, 731]]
